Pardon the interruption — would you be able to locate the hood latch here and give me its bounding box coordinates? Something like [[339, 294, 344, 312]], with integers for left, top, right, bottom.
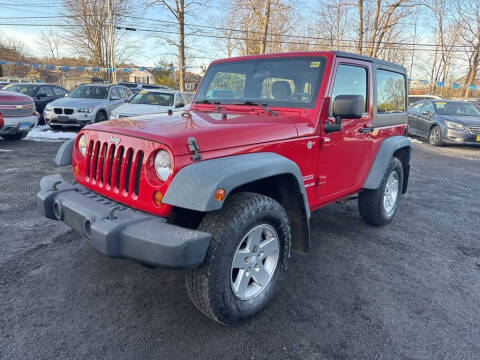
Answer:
[[187, 137, 202, 161]]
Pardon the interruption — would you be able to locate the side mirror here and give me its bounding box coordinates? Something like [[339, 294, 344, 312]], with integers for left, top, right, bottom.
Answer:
[[176, 102, 185, 108], [325, 95, 364, 133], [421, 110, 431, 117], [110, 95, 120, 100]]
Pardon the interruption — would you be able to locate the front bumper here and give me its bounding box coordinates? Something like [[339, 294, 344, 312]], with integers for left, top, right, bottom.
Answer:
[[0, 114, 37, 135], [44, 110, 95, 127], [37, 174, 212, 268], [444, 128, 480, 145]]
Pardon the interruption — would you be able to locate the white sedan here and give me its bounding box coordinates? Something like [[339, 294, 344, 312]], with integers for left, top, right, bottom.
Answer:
[[110, 89, 188, 119]]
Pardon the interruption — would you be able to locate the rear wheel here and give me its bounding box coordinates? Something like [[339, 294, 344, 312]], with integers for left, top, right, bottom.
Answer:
[[358, 157, 403, 226], [185, 192, 291, 324], [428, 125, 442, 146], [1, 132, 28, 141]]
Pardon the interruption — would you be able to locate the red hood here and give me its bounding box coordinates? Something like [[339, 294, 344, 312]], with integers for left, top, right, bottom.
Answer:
[[86, 110, 300, 155], [0, 90, 33, 102]]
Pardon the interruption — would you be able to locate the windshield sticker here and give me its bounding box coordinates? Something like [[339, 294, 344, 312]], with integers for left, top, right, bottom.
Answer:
[[436, 101, 446, 105], [310, 62, 320, 68], [139, 90, 148, 94]]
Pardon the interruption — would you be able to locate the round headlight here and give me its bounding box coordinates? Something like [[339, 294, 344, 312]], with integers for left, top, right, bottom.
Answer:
[[78, 134, 87, 156], [154, 150, 172, 181]]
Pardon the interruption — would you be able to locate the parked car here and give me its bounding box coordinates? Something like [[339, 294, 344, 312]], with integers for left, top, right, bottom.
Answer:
[[117, 82, 172, 94], [0, 82, 8, 89], [2, 83, 68, 124], [0, 90, 39, 140], [408, 94, 441, 107], [44, 84, 132, 129], [38, 51, 411, 324], [0, 77, 36, 84], [181, 91, 195, 104], [408, 99, 480, 146], [110, 89, 188, 119]]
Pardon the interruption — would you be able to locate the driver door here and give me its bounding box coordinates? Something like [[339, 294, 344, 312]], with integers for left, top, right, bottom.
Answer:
[[316, 60, 373, 200]]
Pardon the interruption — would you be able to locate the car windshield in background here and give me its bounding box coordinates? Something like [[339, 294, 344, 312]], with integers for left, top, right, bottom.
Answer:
[[434, 101, 480, 116], [69, 86, 108, 99], [195, 57, 327, 108], [3, 84, 36, 96], [129, 91, 174, 106]]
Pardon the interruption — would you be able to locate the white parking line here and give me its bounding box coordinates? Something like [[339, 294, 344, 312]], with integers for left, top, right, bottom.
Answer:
[[0, 149, 12, 152]]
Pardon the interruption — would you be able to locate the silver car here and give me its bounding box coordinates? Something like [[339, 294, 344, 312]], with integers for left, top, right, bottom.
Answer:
[[44, 84, 132, 128]]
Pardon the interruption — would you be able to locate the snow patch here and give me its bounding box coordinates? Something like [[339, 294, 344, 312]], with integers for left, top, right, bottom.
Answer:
[[408, 137, 423, 144], [25, 125, 77, 142]]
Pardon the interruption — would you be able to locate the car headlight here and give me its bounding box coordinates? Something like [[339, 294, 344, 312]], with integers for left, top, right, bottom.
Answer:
[[78, 106, 95, 113], [445, 121, 465, 130], [45, 106, 52, 112], [111, 111, 119, 119], [154, 150, 172, 181], [78, 134, 87, 156]]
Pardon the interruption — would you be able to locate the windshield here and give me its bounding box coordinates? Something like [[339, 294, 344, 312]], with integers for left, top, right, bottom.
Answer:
[[195, 57, 326, 108], [3, 84, 36, 96], [69, 86, 108, 99], [129, 91, 174, 106], [434, 101, 480, 116]]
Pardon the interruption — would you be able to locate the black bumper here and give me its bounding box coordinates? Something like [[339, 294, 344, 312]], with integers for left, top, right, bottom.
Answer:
[[37, 174, 212, 268]]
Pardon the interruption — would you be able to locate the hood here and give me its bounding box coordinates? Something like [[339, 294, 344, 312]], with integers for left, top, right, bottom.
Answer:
[[114, 103, 174, 116], [0, 90, 33, 103], [438, 114, 480, 125], [86, 110, 299, 155], [49, 97, 107, 108]]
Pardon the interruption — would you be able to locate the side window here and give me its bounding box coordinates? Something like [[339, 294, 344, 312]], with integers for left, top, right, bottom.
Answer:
[[39, 86, 54, 96], [421, 102, 434, 115], [330, 64, 368, 115], [52, 87, 66, 96], [377, 69, 406, 113], [110, 87, 120, 99], [177, 93, 185, 105], [409, 102, 423, 114]]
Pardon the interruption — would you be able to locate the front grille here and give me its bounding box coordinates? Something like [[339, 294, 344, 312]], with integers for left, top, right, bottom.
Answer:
[[0, 101, 34, 117], [86, 140, 144, 197], [468, 125, 480, 134], [64, 108, 74, 115], [54, 108, 63, 114]]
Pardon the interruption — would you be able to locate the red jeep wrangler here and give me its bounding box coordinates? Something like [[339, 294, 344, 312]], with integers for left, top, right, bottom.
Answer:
[[0, 90, 38, 140], [38, 51, 411, 324]]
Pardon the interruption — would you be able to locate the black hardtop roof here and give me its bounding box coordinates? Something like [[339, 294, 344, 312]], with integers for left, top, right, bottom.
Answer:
[[333, 51, 407, 73]]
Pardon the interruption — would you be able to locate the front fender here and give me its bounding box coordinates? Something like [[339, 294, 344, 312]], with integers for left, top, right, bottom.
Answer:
[[163, 152, 310, 217]]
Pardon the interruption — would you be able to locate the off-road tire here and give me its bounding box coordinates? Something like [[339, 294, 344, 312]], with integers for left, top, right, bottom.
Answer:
[[428, 125, 442, 146], [185, 192, 291, 324], [1, 132, 28, 141], [358, 157, 403, 226], [95, 111, 107, 123]]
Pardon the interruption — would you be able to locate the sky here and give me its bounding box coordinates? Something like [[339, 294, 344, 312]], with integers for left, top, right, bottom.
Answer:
[[0, 0, 462, 80]]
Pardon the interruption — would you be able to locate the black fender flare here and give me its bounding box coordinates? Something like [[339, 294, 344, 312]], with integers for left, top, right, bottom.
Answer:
[[55, 139, 74, 166], [163, 152, 310, 219], [363, 136, 411, 191]]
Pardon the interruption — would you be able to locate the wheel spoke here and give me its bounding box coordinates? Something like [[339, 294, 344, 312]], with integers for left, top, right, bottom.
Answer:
[[233, 269, 251, 298], [252, 262, 270, 287], [246, 226, 263, 250], [259, 237, 278, 258], [231, 248, 251, 269]]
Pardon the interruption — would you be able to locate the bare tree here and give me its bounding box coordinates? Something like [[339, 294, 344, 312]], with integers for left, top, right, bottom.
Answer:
[[61, 0, 133, 73], [38, 29, 63, 66]]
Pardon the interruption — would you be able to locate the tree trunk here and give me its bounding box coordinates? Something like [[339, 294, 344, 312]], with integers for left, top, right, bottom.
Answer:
[[357, 0, 364, 54], [465, 42, 480, 97], [178, 0, 185, 91], [260, 0, 272, 54]]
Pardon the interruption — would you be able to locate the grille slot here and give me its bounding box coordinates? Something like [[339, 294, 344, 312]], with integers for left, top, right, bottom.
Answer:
[[54, 108, 62, 114], [469, 125, 480, 134], [107, 144, 116, 186], [115, 147, 125, 190], [64, 108, 74, 115], [134, 151, 144, 195], [124, 149, 134, 193]]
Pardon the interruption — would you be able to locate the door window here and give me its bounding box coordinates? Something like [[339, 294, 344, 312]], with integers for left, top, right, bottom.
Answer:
[[409, 102, 424, 114], [110, 87, 120, 99], [421, 102, 434, 116], [377, 70, 406, 113], [52, 87, 67, 96], [38, 86, 54, 97], [330, 64, 368, 115]]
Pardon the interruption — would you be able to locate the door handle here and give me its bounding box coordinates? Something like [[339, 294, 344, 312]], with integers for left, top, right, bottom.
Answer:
[[359, 127, 374, 133]]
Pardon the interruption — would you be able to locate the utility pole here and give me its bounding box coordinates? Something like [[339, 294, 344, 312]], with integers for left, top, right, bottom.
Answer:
[[107, 0, 116, 83]]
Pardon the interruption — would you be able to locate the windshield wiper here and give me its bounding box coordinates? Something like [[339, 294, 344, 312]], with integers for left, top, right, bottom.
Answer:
[[195, 99, 222, 111], [233, 101, 277, 116]]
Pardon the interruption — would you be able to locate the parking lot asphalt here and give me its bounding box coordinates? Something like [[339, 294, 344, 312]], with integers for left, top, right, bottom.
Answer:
[[0, 137, 479, 360]]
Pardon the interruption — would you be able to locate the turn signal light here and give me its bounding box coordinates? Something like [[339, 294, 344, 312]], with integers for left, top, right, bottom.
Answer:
[[214, 188, 226, 202], [73, 164, 80, 177], [153, 191, 163, 207]]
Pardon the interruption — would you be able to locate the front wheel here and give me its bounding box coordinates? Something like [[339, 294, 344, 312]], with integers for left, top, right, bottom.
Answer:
[[185, 192, 291, 324], [1, 132, 28, 141], [428, 125, 442, 146], [95, 111, 107, 123], [358, 157, 404, 226]]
